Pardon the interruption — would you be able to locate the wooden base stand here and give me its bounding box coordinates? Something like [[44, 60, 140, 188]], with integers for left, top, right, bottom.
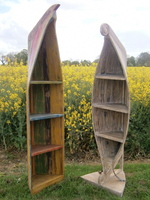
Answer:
[[81, 169, 126, 197]]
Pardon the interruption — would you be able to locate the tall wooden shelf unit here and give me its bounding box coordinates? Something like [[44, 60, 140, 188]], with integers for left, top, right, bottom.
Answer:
[[26, 4, 64, 194], [81, 23, 130, 197]]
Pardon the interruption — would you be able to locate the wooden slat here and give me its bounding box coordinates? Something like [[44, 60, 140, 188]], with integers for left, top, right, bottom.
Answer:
[[32, 144, 63, 156], [30, 81, 62, 84], [30, 113, 63, 121], [31, 174, 63, 194], [92, 103, 128, 113], [95, 131, 124, 143], [95, 74, 125, 80]]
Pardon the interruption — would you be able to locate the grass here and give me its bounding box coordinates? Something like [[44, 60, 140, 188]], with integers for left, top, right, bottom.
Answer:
[[0, 163, 150, 200]]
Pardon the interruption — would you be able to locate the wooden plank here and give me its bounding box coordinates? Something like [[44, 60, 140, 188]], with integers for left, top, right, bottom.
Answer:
[[30, 113, 63, 121], [92, 103, 128, 113], [30, 80, 62, 84], [32, 144, 63, 156], [96, 74, 125, 80], [32, 174, 64, 194], [96, 131, 124, 143], [81, 170, 126, 197]]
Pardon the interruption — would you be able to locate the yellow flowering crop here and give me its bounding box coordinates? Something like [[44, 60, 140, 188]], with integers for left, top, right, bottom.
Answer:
[[0, 63, 150, 153], [127, 67, 150, 105]]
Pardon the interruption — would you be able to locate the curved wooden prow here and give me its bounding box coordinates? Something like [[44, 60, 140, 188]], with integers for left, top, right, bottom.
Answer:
[[100, 23, 126, 71], [28, 4, 60, 83]]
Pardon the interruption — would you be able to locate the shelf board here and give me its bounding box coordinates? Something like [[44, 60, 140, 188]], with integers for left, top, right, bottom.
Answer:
[[30, 113, 63, 121], [31, 174, 63, 194], [32, 144, 63, 156], [95, 74, 125, 80], [30, 80, 62, 84], [95, 131, 124, 143], [92, 103, 128, 113]]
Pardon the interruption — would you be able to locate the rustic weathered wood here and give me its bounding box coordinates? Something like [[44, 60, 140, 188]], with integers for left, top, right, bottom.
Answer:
[[32, 174, 63, 195], [81, 23, 130, 197], [30, 113, 63, 121], [32, 144, 63, 156], [26, 4, 64, 194], [81, 170, 126, 197], [92, 103, 128, 113], [95, 131, 124, 143], [30, 81, 62, 84], [95, 74, 125, 80]]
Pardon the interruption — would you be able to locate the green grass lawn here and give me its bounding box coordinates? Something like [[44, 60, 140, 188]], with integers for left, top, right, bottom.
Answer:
[[0, 163, 150, 200]]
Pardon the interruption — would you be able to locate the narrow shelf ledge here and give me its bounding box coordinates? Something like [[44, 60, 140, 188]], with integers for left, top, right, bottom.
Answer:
[[30, 80, 62, 84], [30, 113, 63, 121], [32, 144, 63, 156], [95, 131, 124, 143], [92, 103, 128, 113], [95, 74, 125, 80]]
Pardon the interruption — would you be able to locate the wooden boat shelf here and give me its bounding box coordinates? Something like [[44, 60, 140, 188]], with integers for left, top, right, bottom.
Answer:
[[26, 4, 64, 194], [30, 80, 62, 84], [92, 103, 128, 113], [81, 23, 130, 197], [32, 144, 63, 156], [95, 74, 125, 80], [95, 131, 124, 143], [30, 113, 63, 121]]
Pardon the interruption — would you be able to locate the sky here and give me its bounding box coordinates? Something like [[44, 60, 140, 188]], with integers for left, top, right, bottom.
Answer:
[[0, 0, 150, 62]]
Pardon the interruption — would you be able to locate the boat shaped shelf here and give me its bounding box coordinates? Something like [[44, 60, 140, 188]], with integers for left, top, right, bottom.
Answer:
[[81, 23, 130, 197], [26, 4, 64, 194]]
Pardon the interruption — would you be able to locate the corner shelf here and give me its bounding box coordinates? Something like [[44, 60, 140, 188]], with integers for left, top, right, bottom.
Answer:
[[95, 131, 124, 143], [92, 103, 128, 113], [30, 113, 63, 121], [95, 74, 125, 80], [32, 144, 63, 156], [27, 4, 64, 194]]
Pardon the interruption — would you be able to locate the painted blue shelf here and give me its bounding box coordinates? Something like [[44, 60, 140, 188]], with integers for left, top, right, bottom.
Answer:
[[30, 113, 63, 121]]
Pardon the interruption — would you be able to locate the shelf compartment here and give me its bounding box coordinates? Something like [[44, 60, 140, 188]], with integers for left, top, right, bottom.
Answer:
[[95, 131, 124, 143], [30, 113, 63, 121], [32, 174, 63, 194], [92, 103, 128, 113], [30, 81, 62, 84], [95, 74, 125, 80], [32, 144, 63, 156]]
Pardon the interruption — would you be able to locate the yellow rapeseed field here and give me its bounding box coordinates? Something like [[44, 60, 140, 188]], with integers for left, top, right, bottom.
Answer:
[[127, 67, 150, 104], [0, 64, 150, 151]]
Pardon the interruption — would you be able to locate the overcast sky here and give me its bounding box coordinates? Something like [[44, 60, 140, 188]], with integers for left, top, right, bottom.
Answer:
[[0, 0, 150, 61]]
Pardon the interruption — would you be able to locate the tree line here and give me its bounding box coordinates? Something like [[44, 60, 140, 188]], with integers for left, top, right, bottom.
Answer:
[[0, 49, 28, 65], [0, 49, 150, 66]]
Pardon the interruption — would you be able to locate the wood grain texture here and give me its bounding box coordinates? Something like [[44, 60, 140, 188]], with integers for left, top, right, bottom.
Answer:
[[32, 145, 63, 156], [82, 23, 130, 196], [26, 4, 64, 194]]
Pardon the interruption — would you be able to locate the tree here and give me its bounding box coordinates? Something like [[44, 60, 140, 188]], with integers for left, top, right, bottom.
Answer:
[[80, 60, 91, 66], [0, 52, 7, 65], [71, 61, 80, 66], [137, 52, 150, 66], [15, 49, 28, 65], [127, 56, 136, 66], [92, 58, 99, 63], [62, 60, 71, 66], [6, 52, 16, 64]]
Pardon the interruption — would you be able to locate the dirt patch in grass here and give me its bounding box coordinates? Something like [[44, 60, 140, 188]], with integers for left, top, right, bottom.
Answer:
[[0, 148, 27, 175], [0, 147, 150, 175]]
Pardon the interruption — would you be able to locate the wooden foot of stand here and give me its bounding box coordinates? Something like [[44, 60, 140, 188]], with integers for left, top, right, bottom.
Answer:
[[81, 169, 126, 197]]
